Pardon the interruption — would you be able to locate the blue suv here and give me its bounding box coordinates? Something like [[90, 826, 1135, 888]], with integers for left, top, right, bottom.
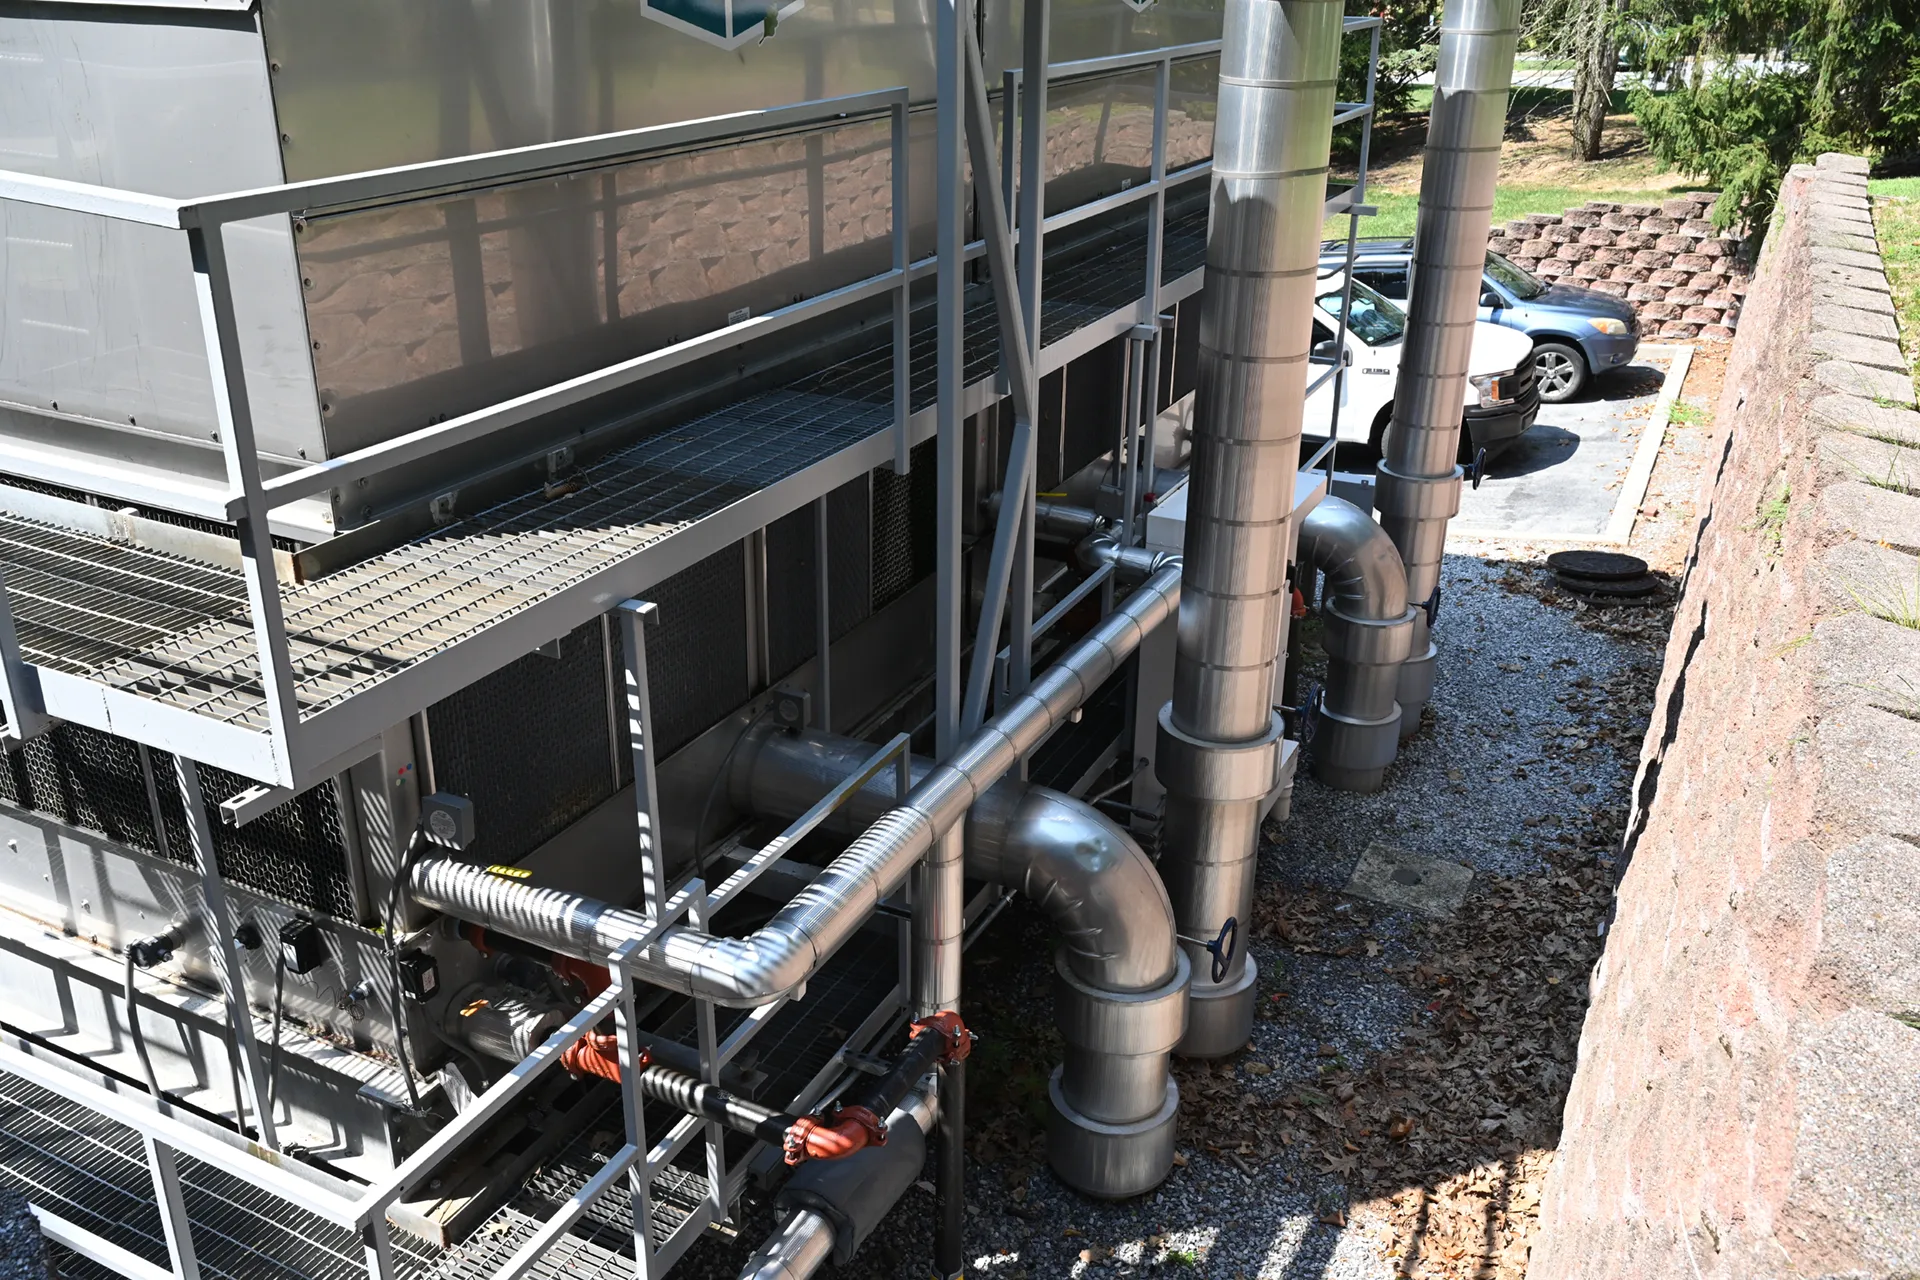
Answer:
[[1320, 239, 1640, 403]]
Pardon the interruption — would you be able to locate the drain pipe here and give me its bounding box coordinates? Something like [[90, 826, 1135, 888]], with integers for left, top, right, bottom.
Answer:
[[1296, 497, 1417, 792], [1371, 0, 1520, 737], [731, 727, 1187, 1200], [1157, 0, 1343, 1058], [408, 565, 1181, 1008]]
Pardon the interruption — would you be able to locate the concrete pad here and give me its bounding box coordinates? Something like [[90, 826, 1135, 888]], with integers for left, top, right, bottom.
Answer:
[[1815, 359, 1917, 406], [1813, 304, 1900, 341], [1814, 283, 1897, 314], [1810, 394, 1920, 446], [1810, 329, 1910, 373], [1344, 842, 1473, 918], [1818, 480, 1920, 553], [1452, 347, 1677, 541]]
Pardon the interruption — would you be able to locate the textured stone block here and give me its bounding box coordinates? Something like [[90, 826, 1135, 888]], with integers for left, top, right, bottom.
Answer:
[[1813, 303, 1900, 341], [1667, 288, 1708, 306], [1627, 281, 1666, 300], [1615, 230, 1659, 250], [1519, 237, 1553, 258], [1816, 359, 1918, 406], [1690, 272, 1726, 293], [1672, 252, 1714, 272], [1488, 236, 1523, 255], [1657, 320, 1701, 338], [1680, 218, 1717, 237], [1654, 233, 1693, 253], [1505, 219, 1534, 238], [1660, 197, 1699, 218], [1601, 212, 1640, 231], [1563, 209, 1602, 228], [1526, 212, 1562, 227], [1555, 242, 1595, 262], [1650, 268, 1691, 287], [1698, 237, 1736, 259], [1591, 247, 1635, 266], [1512, 256, 1545, 273], [1579, 227, 1616, 246], [1683, 305, 1724, 324], [1591, 280, 1632, 298], [1633, 249, 1674, 269], [1546, 224, 1580, 244], [1623, 203, 1661, 218], [1573, 261, 1611, 280], [1535, 259, 1570, 279], [1585, 200, 1622, 213], [1698, 322, 1736, 340], [1610, 264, 1650, 283], [1638, 300, 1681, 321], [1642, 215, 1680, 234], [1809, 328, 1910, 372]]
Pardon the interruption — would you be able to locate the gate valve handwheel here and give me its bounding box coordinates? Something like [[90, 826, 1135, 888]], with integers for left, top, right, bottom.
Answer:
[[783, 1103, 887, 1165], [910, 1010, 972, 1063], [1178, 917, 1239, 984]]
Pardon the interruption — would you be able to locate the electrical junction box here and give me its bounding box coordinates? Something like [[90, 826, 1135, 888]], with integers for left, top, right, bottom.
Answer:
[[395, 949, 440, 1002], [421, 793, 477, 851], [279, 917, 328, 976]]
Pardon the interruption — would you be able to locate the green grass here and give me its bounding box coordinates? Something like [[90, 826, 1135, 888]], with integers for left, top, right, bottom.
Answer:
[[1870, 181, 1920, 370], [1327, 182, 1710, 239]]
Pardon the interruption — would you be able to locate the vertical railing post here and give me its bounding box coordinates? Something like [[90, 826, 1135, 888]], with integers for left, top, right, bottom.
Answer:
[[146, 1137, 201, 1280], [185, 223, 303, 788], [1008, 0, 1050, 713], [175, 756, 279, 1151], [360, 1217, 396, 1280], [617, 600, 667, 919], [813, 497, 834, 732], [934, 0, 967, 761], [0, 568, 47, 746], [686, 886, 728, 1229], [891, 100, 913, 476], [609, 937, 656, 1278]]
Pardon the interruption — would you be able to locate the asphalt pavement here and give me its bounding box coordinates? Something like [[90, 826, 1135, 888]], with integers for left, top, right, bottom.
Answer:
[[1451, 345, 1680, 542]]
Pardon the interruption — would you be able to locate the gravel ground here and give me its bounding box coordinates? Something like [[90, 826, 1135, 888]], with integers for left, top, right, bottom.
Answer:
[[676, 543, 1662, 1280]]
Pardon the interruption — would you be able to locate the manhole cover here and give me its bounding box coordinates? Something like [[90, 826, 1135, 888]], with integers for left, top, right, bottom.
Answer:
[[1546, 549, 1648, 581]]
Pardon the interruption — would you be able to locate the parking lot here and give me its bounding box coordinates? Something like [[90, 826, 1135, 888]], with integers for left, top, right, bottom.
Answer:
[[1452, 345, 1684, 542]]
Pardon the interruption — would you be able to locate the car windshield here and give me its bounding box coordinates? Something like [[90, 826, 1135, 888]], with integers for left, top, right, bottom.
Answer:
[[1315, 280, 1406, 346], [1485, 251, 1547, 300]]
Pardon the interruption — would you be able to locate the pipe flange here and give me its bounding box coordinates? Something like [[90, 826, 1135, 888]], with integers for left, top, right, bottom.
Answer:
[[1155, 706, 1285, 804], [1053, 949, 1191, 1058], [1321, 605, 1418, 667], [1372, 464, 1462, 520], [1047, 1071, 1179, 1200]]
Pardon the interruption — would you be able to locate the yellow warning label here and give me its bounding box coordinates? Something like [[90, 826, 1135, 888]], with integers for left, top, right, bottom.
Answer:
[[485, 864, 532, 880]]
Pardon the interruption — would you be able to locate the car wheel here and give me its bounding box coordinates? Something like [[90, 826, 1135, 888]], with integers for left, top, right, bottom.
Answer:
[[1532, 341, 1588, 403], [1365, 404, 1393, 464]]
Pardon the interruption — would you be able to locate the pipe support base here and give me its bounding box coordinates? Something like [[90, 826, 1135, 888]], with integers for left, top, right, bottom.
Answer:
[[1176, 953, 1258, 1058], [1311, 706, 1403, 792], [1047, 1071, 1179, 1200]]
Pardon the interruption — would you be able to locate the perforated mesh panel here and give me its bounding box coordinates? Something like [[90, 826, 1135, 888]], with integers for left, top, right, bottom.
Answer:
[[642, 547, 750, 758], [764, 506, 817, 683], [0, 726, 175, 864], [426, 618, 617, 867], [827, 476, 870, 641], [870, 438, 935, 613]]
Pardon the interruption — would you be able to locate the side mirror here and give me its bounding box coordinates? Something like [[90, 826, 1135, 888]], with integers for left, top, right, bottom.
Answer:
[[1311, 339, 1340, 362], [1480, 289, 1502, 308]]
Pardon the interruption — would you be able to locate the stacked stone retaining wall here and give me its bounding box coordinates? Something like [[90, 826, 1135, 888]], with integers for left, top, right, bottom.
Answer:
[[1489, 192, 1751, 340], [1529, 154, 1920, 1278]]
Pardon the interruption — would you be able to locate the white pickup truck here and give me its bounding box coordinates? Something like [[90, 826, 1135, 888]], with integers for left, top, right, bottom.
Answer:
[[1304, 273, 1541, 460]]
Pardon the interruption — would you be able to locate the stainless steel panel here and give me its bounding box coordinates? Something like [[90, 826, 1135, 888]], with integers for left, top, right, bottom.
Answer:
[[986, 0, 1223, 76], [0, 11, 321, 465]]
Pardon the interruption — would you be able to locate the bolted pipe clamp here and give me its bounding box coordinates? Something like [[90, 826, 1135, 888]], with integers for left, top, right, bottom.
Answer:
[[1372, 463, 1462, 520], [908, 1010, 972, 1063], [1155, 706, 1285, 804]]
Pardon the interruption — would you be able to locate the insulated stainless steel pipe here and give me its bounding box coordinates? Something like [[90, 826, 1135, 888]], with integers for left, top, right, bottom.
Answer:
[[732, 727, 1187, 1199], [1296, 497, 1417, 792], [1372, 0, 1520, 737], [408, 565, 1182, 1009], [1160, 0, 1343, 1058]]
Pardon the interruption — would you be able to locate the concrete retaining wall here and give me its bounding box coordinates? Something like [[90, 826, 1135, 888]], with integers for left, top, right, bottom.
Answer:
[[1529, 155, 1920, 1278], [1490, 193, 1751, 340]]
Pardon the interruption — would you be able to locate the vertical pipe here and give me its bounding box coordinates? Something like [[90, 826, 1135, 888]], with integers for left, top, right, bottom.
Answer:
[[934, 0, 967, 763], [1010, 0, 1049, 707], [1159, 0, 1343, 1058], [1374, 0, 1518, 738], [618, 601, 668, 919]]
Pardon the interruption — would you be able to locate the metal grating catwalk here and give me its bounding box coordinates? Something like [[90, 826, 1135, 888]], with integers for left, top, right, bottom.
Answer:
[[0, 193, 1211, 750], [14, 928, 899, 1280]]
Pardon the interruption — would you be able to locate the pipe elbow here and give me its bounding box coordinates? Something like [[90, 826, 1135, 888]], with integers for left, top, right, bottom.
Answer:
[[1298, 496, 1409, 621], [969, 787, 1179, 993]]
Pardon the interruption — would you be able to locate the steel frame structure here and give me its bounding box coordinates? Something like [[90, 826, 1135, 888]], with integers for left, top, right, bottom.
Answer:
[[0, 8, 1382, 1278]]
